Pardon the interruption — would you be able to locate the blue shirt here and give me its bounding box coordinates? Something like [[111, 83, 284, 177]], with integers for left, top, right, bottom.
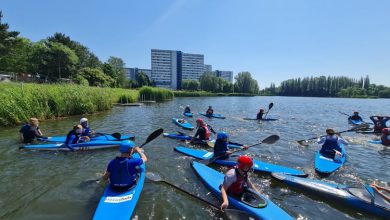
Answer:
[[64, 130, 81, 147], [107, 156, 143, 188], [214, 138, 229, 157], [19, 124, 42, 143]]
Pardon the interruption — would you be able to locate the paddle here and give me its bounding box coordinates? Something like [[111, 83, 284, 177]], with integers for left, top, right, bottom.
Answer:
[[296, 124, 368, 146], [339, 111, 373, 125], [80, 128, 163, 184], [263, 102, 274, 119], [200, 135, 280, 166], [146, 172, 260, 220]]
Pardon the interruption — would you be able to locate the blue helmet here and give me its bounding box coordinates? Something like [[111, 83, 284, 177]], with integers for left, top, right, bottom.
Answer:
[[217, 132, 229, 139], [119, 140, 135, 153]]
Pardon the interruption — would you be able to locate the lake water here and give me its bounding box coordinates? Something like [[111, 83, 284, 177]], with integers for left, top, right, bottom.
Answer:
[[0, 96, 389, 220]]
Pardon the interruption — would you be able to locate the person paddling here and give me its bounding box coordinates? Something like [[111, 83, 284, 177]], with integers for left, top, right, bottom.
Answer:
[[370, 116, 389, 133], [184, 105, 191, 113], [64, 124, 90, 148], [80, 117, 96, 137], [206, 106, 214, 116], [190, 118, 211, 143], [102, 140, 147, 191], [214, 132, 248, 160], [19, 118, 46, 143], [381, 128, 390, 146], [317, 128, 348, 159], [348, 112, 363, 121], [256, 109, 265, 120], [220, 156, 260, 210]]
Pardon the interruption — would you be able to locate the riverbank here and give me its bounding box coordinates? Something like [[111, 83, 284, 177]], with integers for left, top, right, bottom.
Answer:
[[173, 90, 257, 97]]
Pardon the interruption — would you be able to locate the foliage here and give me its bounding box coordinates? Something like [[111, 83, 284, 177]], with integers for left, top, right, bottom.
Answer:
[[107, 56, 127, 87], [135, 72, 150, 87], [139, 86, 173, 101], [234, 72, 259, 94], [182, 79, 200, 91], [199, 72, 234, 93], [77, 67, 114, 87]]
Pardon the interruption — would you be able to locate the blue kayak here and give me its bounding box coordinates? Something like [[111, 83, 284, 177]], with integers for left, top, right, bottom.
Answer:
[[199, 113, 226, 119], [93, 154, 145, 220], [271, 172, 390, 218], [369, 140, 383, 145], [176, 146, 307, 177], [349, 118, 364, 125], [183, 112, 193, 117], [40, 134, 135, 143], [314, 144, 346, 175], [243, 118, 278, 121], [172, 118, 195, 130], [192, 162, 293, 220], [163, 132, 192, 140], [20, 140, 121, 151]]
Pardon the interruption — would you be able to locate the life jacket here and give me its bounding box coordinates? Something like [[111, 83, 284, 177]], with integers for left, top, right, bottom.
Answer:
[[65, 130, 81, 146], [214, 139, 228, 157], [374, 120, 387, 132], [109, 157, 134, 188], [227, 168, 248, 195], [381, 128, 390, 146], [321, 136, 341, 158], [201, 125, 211, 140], [82, 126, 91, 136]]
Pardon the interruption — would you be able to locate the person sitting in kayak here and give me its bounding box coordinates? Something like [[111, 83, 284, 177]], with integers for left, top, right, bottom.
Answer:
[[370, 116, 389, 133], [190, 118, 211, 143], [206, 106, 214, 115], [256, 109, 265, 120], [177, 119, 186, 124], [214, 132, 249, 160], [64, 124, 90, 147], [80, 117, 96, 137], [220, 156, 260, 210], [103, 140, 147, 191], [19, 118, 46, 143], [317, 128, 348, 159], [370, 182, 390, 203], [381, 128, 390, 146], [184, 105, 191, 113], [348, 112, 363, 121]]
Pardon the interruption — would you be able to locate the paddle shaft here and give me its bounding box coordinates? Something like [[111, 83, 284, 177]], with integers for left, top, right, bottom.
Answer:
[[263, 102, 274, 119], [297, 125, 367, 143]]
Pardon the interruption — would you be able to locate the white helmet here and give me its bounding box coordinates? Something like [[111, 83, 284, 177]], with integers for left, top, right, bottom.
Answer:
[[187, 105, 190, 107], [80, 118, 88, 123]]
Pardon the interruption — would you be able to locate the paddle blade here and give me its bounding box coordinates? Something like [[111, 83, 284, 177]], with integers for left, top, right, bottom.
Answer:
[[261, 134, 279, 144], [224, 209, 260, 220], [297, 140, 310, 146], [140, 128, 164, 148], [111, 132, 121, 140], [207, 140, 215, 148], [146, 172, 162, 182], [268, 102, 274, 110]]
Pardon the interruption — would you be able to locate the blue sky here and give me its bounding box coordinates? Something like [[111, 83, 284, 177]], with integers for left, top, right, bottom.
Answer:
[[2, 0, 390, 87]]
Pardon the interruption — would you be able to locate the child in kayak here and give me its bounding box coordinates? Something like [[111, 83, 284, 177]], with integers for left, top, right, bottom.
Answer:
[[348, 112, 363, 121], [256, 109, 265, 120], [184, 105, 191, 113], [220, 156, 260, 210], [190, 118, 211, 143], [214, 132, 248, 159], [370, 116, 389, 133], [19, 118, 46, 143], [206, 106, 214, 115], [317, 128, 348, 159], [80, 117, 96, 137], [381, 128, 390, 146], [103, 140, 147, 191], [178, 119, 186, 124], [64, 124, 90, 148]]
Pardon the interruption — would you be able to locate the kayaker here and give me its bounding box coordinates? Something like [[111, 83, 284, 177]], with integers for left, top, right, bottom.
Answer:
[[190, 118, 211, 143], [348, 112, 363, 121], [370, 183, 390, 202], [184, 105, 191, 113], [64, 124, 90, 148], [80, 117, 95, 137], [178, 119, 186, 124], [317, 128, 348, 159], [206, 106, 214, 115], [19, 118, 46, 143], [220, 155, 260, 210], [102, 140, 147, 191], [256, 109, 265, 120], [214, 132, 248, 159], [370, 116, 389, 133], [381, 128, 390, 146]]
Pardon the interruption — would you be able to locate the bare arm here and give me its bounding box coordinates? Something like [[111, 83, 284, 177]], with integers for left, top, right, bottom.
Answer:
[[102, 170, 110, 181], [134, 147, 147, 163], [247, 178, 260, 193], [19, 132, 24, 142], [220, 184, 229, 210]]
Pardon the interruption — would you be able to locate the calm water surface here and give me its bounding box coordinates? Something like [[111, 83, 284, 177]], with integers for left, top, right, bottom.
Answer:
[[0, 96, 389, 220]]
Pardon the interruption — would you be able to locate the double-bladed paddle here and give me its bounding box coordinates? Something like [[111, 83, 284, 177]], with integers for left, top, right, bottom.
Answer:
[[146, 172, 260, 220], [200, 135, 280, 165], [263, 102, 274, 119], [296, 124, 368, 146]]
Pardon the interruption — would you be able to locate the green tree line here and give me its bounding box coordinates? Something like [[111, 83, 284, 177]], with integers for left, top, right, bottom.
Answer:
[[262, 75, 390, 98]]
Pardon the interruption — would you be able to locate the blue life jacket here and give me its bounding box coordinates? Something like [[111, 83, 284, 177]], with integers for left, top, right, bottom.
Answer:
[[320, 136, 341, 158], [184, 107, 191, 113], [82, 126, 91, 136], [65, 130, 81, 146], [214, 139, 229, 158], [109, 157, 137, 189]]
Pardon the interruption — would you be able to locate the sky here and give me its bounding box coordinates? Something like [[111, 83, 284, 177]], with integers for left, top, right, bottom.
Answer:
[[2, 0, 390, 87]]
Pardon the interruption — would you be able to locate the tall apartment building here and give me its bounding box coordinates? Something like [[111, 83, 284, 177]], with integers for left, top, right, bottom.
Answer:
[[124, 68, 152, 80], [151, 49, 204, 90], [204, 64, 212, 73], [215, 70, 233, 83]]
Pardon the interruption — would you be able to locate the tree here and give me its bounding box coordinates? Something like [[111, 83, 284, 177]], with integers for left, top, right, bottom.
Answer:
[[182, 79, 200, 91], [0, 37, 32, 73], [107, 56, 126, 87], [200, 72, 219, 92], [47, 41, 78, 79], [0, 11, 21, 70], [234, 72, 259, 94], [77, 67, 114, 87], [136, 72, 150, 87]]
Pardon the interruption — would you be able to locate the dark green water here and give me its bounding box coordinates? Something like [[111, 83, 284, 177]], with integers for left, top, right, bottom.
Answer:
[[0, 96, 389, 219]]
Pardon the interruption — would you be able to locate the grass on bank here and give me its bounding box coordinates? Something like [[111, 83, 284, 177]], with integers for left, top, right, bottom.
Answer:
[[139, 86, 173, 101]]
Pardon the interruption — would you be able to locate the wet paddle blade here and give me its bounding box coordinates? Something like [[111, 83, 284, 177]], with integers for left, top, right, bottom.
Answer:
[[268, 102, 274, 110], [224, 209, 260, 220], [146, 172, 162, 182], [261, 134, 279, 144], [111, 132, 121, 140], [140, 128, 164, 148]]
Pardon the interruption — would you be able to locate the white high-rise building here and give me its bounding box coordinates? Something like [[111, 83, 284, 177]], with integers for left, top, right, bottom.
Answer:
[[182, 53, 204, 80], [204, 64, 212, 73]]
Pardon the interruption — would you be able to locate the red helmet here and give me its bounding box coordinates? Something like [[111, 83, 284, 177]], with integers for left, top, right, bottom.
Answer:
[[382, 128, 390, 134], [196, 118, 204, 124], [237, 155, 253, 170]]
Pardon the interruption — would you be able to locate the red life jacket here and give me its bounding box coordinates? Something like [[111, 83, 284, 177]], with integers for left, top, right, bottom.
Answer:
[[202, 125, 211, 140], [227, 168, 248, 195], [381, 128, 390, 146]]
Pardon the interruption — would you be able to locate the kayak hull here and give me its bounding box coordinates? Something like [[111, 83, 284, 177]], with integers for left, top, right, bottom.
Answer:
[[368, 140, 383, 145], [243, 118, 278, 121], [199, 113, 226, 119], [349, 119, 363, 125], [183, 112, 193, 117], [314, 144, 346, 175], [175, 146, 307, 177], [192, 162, 293, 220], [163, 133, 191, 140], [271, 172, 390, 218], [172, 118, 194, 130], [40, 134, 134, 143], [93, 154, 145, 220], [20, 141, 121, 151]]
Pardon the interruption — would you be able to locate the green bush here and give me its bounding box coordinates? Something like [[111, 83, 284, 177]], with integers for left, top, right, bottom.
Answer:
[[139, 86, 173, 101]]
